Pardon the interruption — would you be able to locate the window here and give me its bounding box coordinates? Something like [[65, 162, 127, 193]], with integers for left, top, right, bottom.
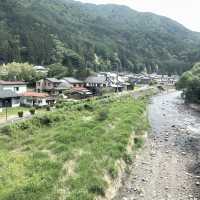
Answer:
[[38, 100, 42, 104], [14, 87, 19, 91]]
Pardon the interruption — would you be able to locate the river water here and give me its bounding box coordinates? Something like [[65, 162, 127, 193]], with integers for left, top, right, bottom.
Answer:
[[113, 91, 200, 200]]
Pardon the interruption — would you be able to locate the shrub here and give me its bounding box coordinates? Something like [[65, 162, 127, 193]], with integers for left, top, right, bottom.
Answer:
[[68, 190, 94, 200], [77, 105, 83, 111], [123, 153, 132, 165], [84, 104, 94, 111], [134, 137, 144, 149], [55, 103, 63, 109], [18, 121, 30, 130], [18, 111, 24, 118], [46, 106, 51, 111], [97, 110, 108, 121], [29, 108, 36, 115], [108, 165, 118, 179], [88, 179, 105, 196], [0, 125, 12, 135], [37, 116, 52, 125]]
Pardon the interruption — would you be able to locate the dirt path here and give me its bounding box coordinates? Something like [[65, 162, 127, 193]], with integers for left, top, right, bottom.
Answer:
[[113, 91, 200, 200]]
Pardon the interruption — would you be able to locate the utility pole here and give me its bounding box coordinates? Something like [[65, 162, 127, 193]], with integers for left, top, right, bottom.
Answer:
[[115, 52, 119, 94], [117, 60, 119, 94], [5, 101, 8, 121]]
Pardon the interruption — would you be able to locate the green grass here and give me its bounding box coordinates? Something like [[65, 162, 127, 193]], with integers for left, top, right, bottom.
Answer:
[[0, 95, 149, 200]]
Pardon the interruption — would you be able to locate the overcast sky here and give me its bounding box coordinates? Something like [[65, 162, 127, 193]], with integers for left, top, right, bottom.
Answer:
[[77, 0, 200, 32]]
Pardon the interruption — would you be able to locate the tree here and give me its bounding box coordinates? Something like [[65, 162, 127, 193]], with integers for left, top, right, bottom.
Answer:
[[47, 63, 70, 78], [0, 62, 45, 85], [176, 63, 200, 103]]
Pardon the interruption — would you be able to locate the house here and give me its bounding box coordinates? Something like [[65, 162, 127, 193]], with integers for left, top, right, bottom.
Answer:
[[21, 92, 55, 107], [0, 80, 27, 94], [55, 81, 73, 94], [36, 78, 62, 95], [0, 90, 20, 108], [85, 74, 131, 93], [85, 75, 110, 95], [62, 77, 84, 88], [36, 78, 74, 96], [85, 76, 108, 88], [69, 87, 92, 99]]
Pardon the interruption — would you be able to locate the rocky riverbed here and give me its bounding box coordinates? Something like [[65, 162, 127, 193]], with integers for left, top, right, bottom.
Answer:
[[113, 91, 200, 200]]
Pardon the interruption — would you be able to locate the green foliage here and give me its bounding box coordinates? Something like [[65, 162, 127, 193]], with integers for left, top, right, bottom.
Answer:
[[134, 137, 144, 149], [18, 111, 24, 118], [47, 63, 70, 78], [108, 164, 118, 179], [0, 0, 200, 74], [29, 108, 36, 115], [176, 62, 200, 103], [84, 104, 94, 111], [97, 110, 108, 121], [0, 95, 149, 199], [0, 62, 44, 85], [123, 153, 133, 165], [0, 125, 12, 135], [46, 106, 51, 112]]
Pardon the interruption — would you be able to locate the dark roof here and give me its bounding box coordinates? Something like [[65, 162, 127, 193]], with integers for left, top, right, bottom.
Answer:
[[0, 90, 19, 98], [46, 78, 61, 83], [85, 76, 107, 84], [63, 77, 83, 84], [0, 80, 27, 85], [71, 87, 92, 95], [56, 82, 72, 90]]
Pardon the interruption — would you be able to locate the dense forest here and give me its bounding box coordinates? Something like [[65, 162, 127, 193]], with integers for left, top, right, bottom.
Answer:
[[1, 0, 200, 74], [176, 63, 200, 103]]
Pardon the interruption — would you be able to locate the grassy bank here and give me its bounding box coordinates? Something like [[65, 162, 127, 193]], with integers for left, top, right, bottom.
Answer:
[[0, 95, 149, 200]]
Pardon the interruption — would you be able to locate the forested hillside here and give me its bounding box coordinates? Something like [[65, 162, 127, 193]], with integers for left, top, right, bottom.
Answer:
[[1, 0, 200, 74]]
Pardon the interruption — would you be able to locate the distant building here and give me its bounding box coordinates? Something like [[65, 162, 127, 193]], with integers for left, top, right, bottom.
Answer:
[[21, 92, 55, 107], [69, 87, 92, 99], [36, 78, 62, 95], [0, 80, 27, 94], [62, 77, 84, 88], [85, 74, 132, 93], [85, 76, 108, 88], [55, 81, 73, 94]]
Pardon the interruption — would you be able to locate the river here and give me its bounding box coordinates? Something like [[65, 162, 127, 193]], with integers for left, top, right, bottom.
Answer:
[[113, 90, 200, 200]]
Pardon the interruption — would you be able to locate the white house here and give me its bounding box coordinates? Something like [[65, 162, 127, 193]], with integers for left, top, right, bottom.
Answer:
[[0, 80, 27, 94], [21, 92, 53, 107]]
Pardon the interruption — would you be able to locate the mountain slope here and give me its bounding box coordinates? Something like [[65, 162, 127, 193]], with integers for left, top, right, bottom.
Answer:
[[0, 0, 200, 74]]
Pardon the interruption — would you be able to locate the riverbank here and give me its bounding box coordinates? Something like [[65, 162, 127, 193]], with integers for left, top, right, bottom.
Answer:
[[0, 92, 152, 200], [113, 91, 200, 200]]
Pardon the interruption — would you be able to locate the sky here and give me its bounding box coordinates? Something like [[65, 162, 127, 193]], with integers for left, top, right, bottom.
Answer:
[[77, 0, 200, 32]]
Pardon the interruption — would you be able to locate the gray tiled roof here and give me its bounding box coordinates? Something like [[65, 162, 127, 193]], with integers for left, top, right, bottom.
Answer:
[[85, 76, 107, 84], [46, 78, 61, 83], [56, 82, 72, 90], [0, 90, 19, 98], [63, 77, 83, 84]]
